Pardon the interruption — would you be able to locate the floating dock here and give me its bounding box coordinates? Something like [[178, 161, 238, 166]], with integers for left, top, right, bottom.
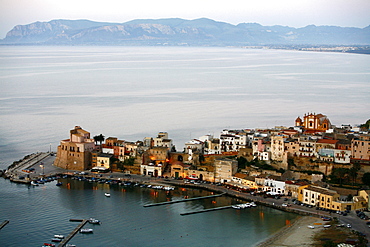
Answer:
[[143, 193, 225, 207], [58, 219, 88, 247], [180, 205, 233, 215], [0, 220, 9, 230]]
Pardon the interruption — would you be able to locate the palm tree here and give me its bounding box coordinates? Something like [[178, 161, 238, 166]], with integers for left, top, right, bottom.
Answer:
[[93, 134, 105, 147], [98, 134, 105, 145]]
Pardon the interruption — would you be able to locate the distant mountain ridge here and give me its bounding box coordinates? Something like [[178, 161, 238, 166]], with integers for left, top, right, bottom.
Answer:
[[2, 18, 369, 46]]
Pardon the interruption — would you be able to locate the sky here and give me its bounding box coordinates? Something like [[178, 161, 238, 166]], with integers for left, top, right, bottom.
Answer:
[[1, 0, 370, 38]]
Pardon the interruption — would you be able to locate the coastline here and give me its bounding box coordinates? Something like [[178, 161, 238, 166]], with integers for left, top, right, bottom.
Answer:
[[256, 216, 323, 247], [3, 153, 368, 246]]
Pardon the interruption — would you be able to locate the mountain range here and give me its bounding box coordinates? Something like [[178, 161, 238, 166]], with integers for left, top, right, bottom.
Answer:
[[1, 18, 369, 46]]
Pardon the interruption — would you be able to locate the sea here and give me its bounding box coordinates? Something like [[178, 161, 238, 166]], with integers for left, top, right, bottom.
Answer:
[[0, 46, 369, 246]]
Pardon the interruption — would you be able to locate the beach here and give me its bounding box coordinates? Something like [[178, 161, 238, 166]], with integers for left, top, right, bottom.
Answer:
[[257, 216, 323, 246]]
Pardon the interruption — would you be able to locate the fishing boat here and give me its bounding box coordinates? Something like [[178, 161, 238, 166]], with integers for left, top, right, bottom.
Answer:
[[54, 235, 64, 239], [105, 193, 111, 197]]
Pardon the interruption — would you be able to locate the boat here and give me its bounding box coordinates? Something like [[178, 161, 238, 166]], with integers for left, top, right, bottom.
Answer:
[[31, 181, 39, 186], [104, 193, 110, 197], [88, 218, 101, 224], [43, 243, 55, 247], [66, 245, 76, 247], [53, 235, 64, 239], [80, 228, 93, 233], [163, 186, 175, 191], [250, 202, 257, 207], [51, 238, 62, 242], [232, 205, 241, 209], [56, 182, 63, 186]]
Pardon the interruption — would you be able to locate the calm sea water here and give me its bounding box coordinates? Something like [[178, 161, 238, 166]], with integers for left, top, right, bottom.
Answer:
[[0, 46, 368, 246], [0, 178, 298, 246], [0, 46, 369, 168]]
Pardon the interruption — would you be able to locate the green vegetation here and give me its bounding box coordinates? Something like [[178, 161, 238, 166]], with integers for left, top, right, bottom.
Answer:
[[328, 164, 361, 187], [360, 119, 370, 130], [362, 172, 370, 186]]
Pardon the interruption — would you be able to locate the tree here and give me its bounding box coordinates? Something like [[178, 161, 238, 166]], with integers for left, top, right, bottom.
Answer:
[[237, 156, 247, 170], [362, 172, 370, 186], [360, 119, 370, 131], [348, 163, 361, 185], [93, 134, 105, 147], [331, 168, 349, 186]]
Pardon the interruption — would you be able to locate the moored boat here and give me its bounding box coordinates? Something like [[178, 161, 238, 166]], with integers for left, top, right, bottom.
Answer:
[[51, 238, 62, 242], [31, 181, 39, 186], [104, 193, 110, 197], [54, 235, 64, 239], [88, 218, 101, 224], [80, 228, 93, 233], [43, 243, 55, 246]]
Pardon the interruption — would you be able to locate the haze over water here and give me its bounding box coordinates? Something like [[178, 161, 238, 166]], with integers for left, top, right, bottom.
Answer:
[[0, 46, 369, 167]]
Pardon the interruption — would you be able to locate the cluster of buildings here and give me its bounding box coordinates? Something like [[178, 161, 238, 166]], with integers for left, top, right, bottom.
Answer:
[[53, 113, 370, 211]]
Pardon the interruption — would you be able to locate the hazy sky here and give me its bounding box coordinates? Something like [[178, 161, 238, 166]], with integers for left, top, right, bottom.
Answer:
[[1, 0, 369, 38]]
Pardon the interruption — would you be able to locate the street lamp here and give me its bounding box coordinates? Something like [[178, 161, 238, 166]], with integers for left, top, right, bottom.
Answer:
[[40, 164, 44, 177]]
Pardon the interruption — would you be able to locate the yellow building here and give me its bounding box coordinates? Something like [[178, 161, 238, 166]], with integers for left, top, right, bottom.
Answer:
[[232, 173, 258, 190], [299, 185, 367, 211], [170, 161, 190, 178], [96, 153, 112, 169]]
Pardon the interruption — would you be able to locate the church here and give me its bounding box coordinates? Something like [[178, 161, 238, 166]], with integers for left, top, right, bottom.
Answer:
[[295, 113, 332, 133]]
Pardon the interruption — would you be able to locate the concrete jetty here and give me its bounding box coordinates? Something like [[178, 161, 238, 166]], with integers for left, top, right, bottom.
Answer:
[[180, 205, 233, 215], [58, 219, 88, 247], [0, 220, 9, 230], [143, 193, 225, 207]]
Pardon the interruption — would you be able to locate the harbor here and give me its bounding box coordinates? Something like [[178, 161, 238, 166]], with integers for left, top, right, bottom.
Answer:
[[57, 219, 88, 247]]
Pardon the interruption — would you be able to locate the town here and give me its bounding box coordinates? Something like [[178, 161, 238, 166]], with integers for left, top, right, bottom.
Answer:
[[51, 112, 370, 213]]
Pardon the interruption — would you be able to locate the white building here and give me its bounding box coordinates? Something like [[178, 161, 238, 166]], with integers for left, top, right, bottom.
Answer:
[[220, 129, 248, 152]]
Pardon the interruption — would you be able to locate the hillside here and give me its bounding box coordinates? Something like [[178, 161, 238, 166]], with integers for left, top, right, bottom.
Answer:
[[1, 18, 369, 46]]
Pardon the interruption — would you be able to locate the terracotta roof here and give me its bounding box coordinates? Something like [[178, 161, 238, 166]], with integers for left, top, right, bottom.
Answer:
[[317, 139, 338, 144], [305, 185, 338, 196], [234, 173, 248, 179]]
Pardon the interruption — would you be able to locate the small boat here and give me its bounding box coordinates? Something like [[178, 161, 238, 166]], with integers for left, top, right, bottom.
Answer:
[[31, 181, 39, 186], [80, 228, 93, 233], [105, 193, 111, 197], [88, 218, 101, 224], [54, 235, 64, 239], [43, 243, 55, 247], [56, 182, 63, 186], [232, 205, 241, 209], [51, 238, 62, 242], [250, 202, 257, 207], [66, 245, 76, 247]]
